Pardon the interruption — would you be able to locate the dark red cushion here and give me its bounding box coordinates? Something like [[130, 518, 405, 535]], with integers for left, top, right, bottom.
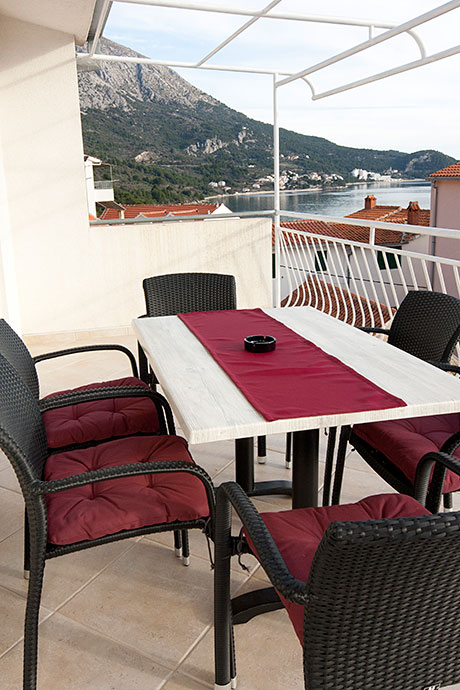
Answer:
[[42, 377, 160, 449], [44, 434, 209, 545], [244, 494, 430, 644], [354, 413, 460, 493]]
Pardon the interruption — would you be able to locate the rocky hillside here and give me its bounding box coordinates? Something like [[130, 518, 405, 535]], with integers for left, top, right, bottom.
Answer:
[[78, 38, 456, 204]]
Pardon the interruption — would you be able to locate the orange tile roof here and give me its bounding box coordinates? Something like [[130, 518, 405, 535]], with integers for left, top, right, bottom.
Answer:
[[276, 220, 409, 246], [346, 206, 401, 221], [346, 205, 430, 227], [281, 276, 395, 328], [275, 198, 429, 247], [428, 162, 460, 178], [99, 203, 219, 220]]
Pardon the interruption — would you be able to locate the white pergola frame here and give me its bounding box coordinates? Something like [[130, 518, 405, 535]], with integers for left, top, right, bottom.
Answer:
[[79, 0, 460, 304]]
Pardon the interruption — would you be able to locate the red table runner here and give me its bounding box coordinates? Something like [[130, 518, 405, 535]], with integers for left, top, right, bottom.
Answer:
[[178, 308, 406, 422]]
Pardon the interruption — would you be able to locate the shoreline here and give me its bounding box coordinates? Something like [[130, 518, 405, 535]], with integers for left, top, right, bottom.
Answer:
[[205, 179, 427, 201]]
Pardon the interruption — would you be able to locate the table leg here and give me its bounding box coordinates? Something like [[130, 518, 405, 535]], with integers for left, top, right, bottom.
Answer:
[[235, 437, 292, 498], [292, 428, 319, 509]]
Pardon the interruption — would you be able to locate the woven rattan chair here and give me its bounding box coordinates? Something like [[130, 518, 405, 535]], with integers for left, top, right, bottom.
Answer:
[[0, 319, 163, 451], [0, 353, 215, 690], [326, 290, 460, 508], [214, 450, 460, 690]]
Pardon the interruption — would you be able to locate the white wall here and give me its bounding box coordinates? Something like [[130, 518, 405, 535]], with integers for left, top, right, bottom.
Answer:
[[0, 15, 272, 336], [0, 15, 90, 334]]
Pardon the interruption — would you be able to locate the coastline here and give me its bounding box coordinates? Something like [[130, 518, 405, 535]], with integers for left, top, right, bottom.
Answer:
[[205, 179, 427, 201]]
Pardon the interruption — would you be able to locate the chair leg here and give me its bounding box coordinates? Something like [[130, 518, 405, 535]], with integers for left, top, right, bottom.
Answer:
[[322, 427, 337, 506], [444, 492, 454, 511], [23, 529, 46, 690], [181, 529, 190, 566], [24, 509, 30, 580], [331, 426, 351, 505], [257, 436, 266, 464], [174, 530, 182, 558], [285, 433, 292, 469], [214, 490, 235, 690]]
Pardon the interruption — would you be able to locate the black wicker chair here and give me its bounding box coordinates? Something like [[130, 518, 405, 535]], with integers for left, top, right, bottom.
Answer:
[[326, 290, 460, 508], [214, 450, 460, 690], [0, 353, 215, 690], [0, 319, 163, 452]]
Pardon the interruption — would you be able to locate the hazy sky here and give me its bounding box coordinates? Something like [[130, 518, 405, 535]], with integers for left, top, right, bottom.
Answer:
[[103, 1, 460, 159]]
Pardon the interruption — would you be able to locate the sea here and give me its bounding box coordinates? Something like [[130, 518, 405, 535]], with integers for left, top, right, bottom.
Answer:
[[221, 181, 431, 220]]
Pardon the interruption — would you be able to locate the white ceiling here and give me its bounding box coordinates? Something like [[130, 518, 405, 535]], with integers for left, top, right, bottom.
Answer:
[[0, 0, 97, 44]]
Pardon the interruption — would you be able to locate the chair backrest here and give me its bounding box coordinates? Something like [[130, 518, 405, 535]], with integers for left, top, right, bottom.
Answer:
[[142, 272, 237, 317], [388, 290, 460, 362], [304, 511, 460, 690], [0, 319, 40, 398], [0, 354, 48, 489]]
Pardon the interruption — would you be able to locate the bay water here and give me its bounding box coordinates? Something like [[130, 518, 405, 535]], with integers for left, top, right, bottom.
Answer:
[[222, 181, 431, 220]]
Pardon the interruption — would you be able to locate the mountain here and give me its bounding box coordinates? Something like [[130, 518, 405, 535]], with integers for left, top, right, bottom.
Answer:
[[78, 38, 456, 204]]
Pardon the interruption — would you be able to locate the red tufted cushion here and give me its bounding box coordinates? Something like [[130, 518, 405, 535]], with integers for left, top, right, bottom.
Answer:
[[42, 377, 160, 449], [354, 413, 460, 493], [244, 494, 430, 644], [45, 434, 209, 545]]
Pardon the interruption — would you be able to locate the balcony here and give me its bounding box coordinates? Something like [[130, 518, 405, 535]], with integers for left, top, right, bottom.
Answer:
[[2, 1, 460, 689]]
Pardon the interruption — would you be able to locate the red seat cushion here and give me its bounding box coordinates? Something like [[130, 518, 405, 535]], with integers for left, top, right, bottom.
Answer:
[[45, 434, 209, 545], [354, 413, 460, 493], [244, 494, 430, 644], [42, 377, 160, 449]]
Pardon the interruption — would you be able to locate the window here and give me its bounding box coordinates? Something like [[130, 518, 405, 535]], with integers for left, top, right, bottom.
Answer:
[[315, 250, 327, 271], [377, 249, 401, 270]]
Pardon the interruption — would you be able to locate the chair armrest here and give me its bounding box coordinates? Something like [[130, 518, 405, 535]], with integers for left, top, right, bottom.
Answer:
[[414, 451, 460, 507], [39, 386, 175, 434], [33, 344, 139, 378], [216, 483, 309, 605], [357, 326, 390, 335], [428, 361, 460, 375], [31, 460, 215, 515]]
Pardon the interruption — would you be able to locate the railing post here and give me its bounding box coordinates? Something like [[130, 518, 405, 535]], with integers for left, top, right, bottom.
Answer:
[[273, 73, 281, 307]]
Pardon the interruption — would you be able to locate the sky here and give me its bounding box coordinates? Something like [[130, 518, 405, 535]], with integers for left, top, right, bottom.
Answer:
[[102, 0, 460, 159]]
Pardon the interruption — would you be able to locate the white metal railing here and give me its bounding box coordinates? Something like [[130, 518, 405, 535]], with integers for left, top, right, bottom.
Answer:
[[94, 180, 114, 190], [275, 215, 460, 337]]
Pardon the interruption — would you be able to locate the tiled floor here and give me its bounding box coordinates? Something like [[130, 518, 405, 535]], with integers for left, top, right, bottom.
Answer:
[[1, 332, 459, 689]]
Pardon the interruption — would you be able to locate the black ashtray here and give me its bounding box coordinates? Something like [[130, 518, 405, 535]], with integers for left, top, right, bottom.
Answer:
[[244, 335, 276, 353]]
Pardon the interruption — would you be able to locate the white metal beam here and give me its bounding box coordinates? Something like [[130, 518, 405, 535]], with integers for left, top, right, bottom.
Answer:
[[196, 0, 282, 67], [88, 0, 112, 57], [313, 43, 460, 99], [276, 0, 460, 88]]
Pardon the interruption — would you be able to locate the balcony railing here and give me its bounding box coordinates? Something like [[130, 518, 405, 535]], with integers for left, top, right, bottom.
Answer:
[[93, 180, 114, 190], [274, 211, 460, 340]]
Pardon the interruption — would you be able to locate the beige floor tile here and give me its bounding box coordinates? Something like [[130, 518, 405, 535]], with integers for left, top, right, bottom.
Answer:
[[0, 487, 25, 544], [178, 578, 303, 690], [58, 538, 247, 669], [0, 465, 21, 494], [0, 584, 51, 657], [160, 671, 209, 689], [188, 439, 235, 480], [339, 464, 395, 504], [0, 529, 137, 610], [0, 612, 173, 690]]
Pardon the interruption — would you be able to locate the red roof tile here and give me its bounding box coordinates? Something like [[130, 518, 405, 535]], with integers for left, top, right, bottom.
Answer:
[[276, 220, 409, 246], [346, 206, 401, 221], [281, 276, 395, 328], [99, 203, 220, 220], [428, 162, 460, 178]]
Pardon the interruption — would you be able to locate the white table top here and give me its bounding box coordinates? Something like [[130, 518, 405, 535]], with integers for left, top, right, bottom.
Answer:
[[134, 307, 460, 445]]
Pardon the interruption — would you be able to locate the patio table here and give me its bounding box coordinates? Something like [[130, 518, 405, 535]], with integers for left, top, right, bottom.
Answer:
[[134, 306, 460, 509]]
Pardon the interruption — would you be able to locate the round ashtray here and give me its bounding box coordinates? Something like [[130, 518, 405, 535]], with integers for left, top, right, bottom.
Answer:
[[244, 335, 277, 353]]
